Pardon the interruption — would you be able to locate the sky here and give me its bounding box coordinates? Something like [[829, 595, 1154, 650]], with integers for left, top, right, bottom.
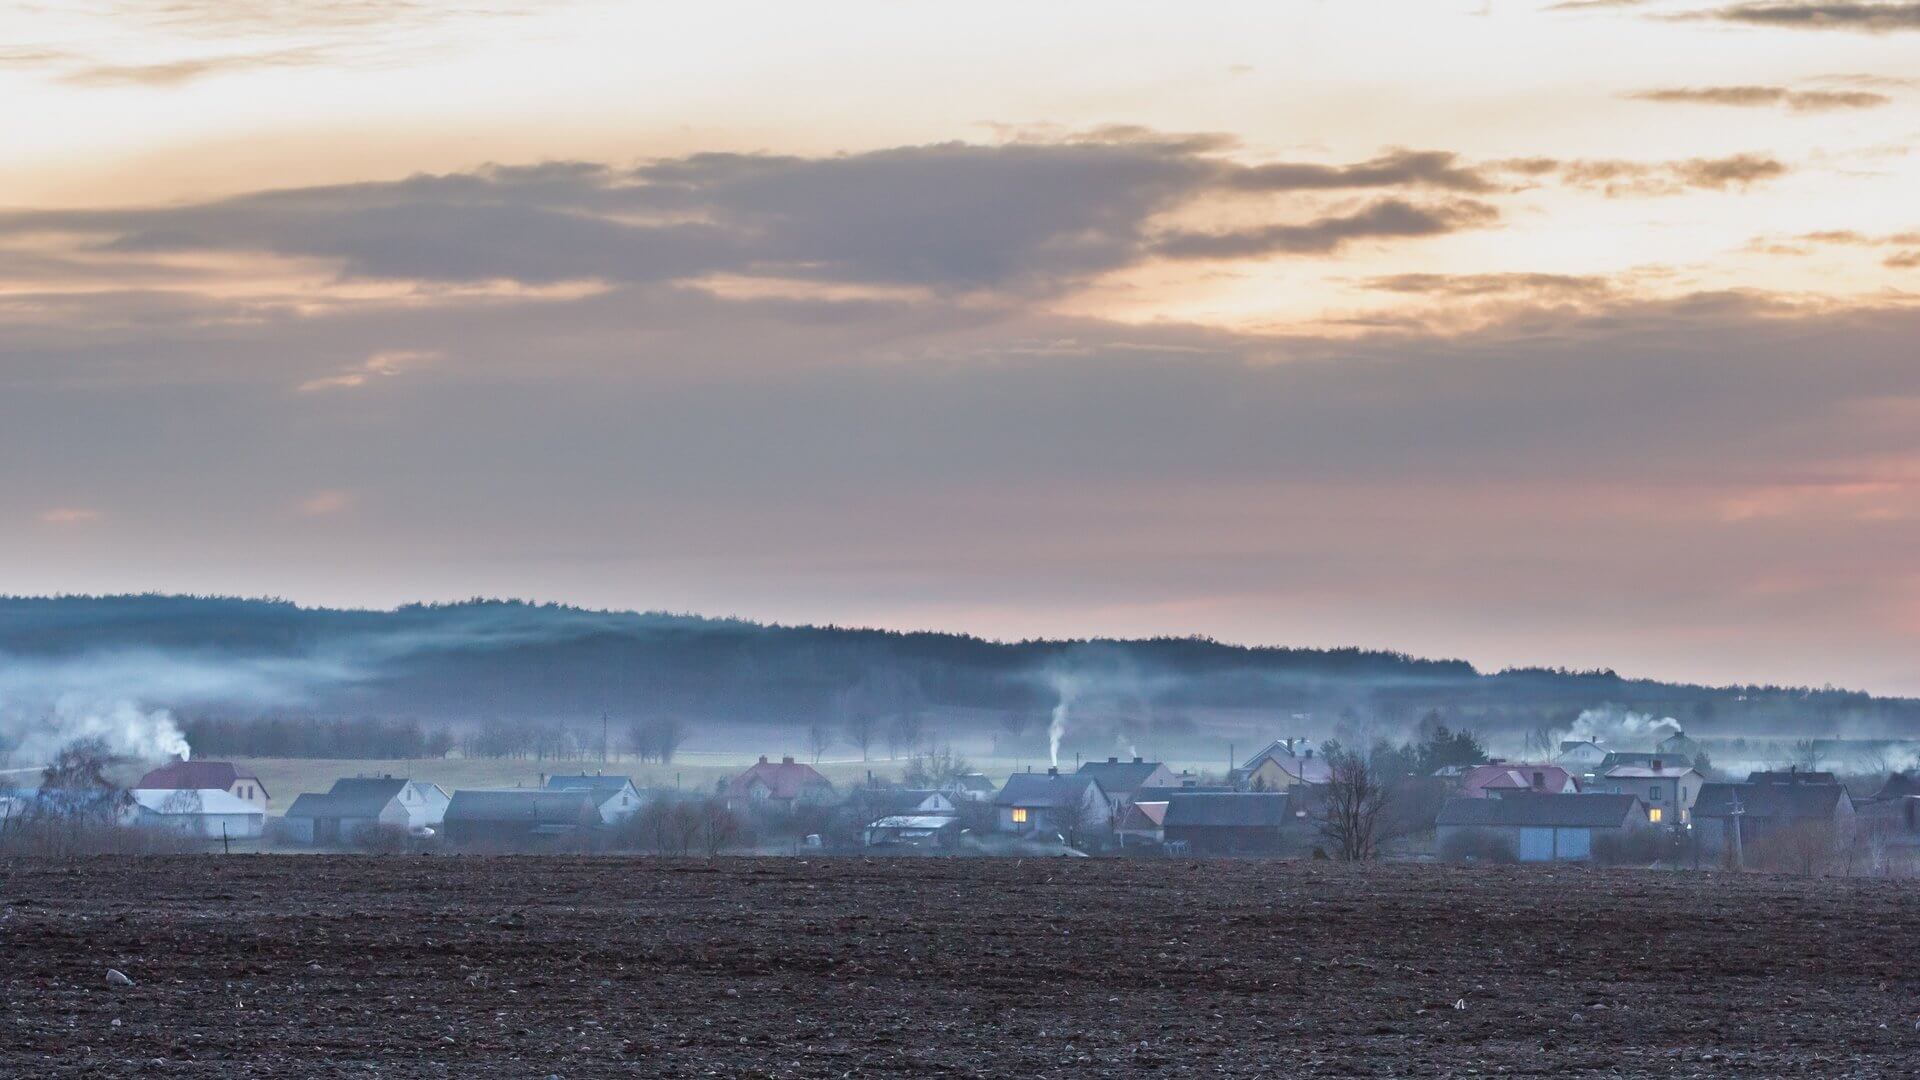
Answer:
[[2, 0, 1919, 694]]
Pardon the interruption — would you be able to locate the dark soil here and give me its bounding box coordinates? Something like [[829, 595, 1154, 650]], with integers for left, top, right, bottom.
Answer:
[[1, 856, 1914, 1077]]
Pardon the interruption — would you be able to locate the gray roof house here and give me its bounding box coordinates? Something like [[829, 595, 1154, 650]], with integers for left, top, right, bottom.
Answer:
[[443, 790, 600, 848], [544, 774, 643, 824], [1693, 780, 1855, 864], [1077, 757, 1178, 814], [1436, 793, 1647, 862], [282, 777, 449, 845], [993, 770, 1110, 843], [1161, 792, 1300, 855]]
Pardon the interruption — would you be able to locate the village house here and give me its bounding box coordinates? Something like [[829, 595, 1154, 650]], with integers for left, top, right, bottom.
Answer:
[[1161, 792, 1298, 856], [1595, 760, 1702, 825], [1556, 740, 1608, 773], [136, 760, 269, 814], [722, 756, 834, 811], [941, 773, 998, 802], [442, 789, 600, 847], [1076, 756, 1178, 816], [1692, 775, 1855, 863], [1436, 793, 1648, 862], [282, 777, 449, 845], [1115, 799, 1168, 847], [992, 769, 1109, 841], [1234, 739, 1331, 791], [1453, 761, 1579, 799], [127, 788, 266, 840], [1595, 751, 1668, 775], [1656, 730, 1702, 762], [544, 774, 643, 824]]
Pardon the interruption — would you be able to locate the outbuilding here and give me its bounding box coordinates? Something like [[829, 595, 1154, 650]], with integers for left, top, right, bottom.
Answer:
[[1436, 793, 1647, 862]]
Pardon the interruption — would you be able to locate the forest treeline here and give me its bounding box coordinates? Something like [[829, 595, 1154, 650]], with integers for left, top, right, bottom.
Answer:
[[3, 595, 1915, 745]]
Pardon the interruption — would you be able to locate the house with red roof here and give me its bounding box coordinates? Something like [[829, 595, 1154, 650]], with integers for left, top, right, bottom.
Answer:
[[722, 755, 834, 811], [136, 760, 269, 813], [1454, 761, 1577, 800]]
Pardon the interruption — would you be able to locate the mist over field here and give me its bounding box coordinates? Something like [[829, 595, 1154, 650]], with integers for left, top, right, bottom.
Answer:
[[2, 595, 1914, 768]]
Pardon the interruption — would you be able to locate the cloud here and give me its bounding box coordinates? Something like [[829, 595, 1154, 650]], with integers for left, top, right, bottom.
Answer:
[[1626, 85, 1891, 111], [1701, 3, 1920, 31], [1508, 153, 1789, 196], [0, 139, 1537, 296], [1154, 200, 1500, 259], [1220, 149, 1498, 194], [60, 47, 332, 87], [1361, 272, 1616, 297], [297, 349, 440, 393], [37, 507, 103, 526], [1888, 250, 1920, 268]]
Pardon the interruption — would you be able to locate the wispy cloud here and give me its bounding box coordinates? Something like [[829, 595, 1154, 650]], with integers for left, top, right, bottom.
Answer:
[[1504, 153, 1789, 196], [297, 349, 440, 393], [1699, 2, 1920, 31], [37, 507, 103, 526], [1626, 85, 1891, 111], [60, 47, 332, 87], [1154, 199, 1500, 259]]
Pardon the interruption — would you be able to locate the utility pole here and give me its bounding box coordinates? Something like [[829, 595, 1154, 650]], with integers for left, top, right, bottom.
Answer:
[[221, 822, 230, 856], [1726, 791, 1745, 871]]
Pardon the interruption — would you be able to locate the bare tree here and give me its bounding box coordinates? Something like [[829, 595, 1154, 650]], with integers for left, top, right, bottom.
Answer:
[[629, 715, 690, 764], [902, 744, 973, 789], [885, 711, 925, 759], [1319, 749, 1391, 861], [805, 720, 833, 765], [840, 701, 878, 761], [1790, 739, 1824, 773], [697, 798, 744, 856], [1524, 723, 1566, 761], [1049, 791, 1095, 850]]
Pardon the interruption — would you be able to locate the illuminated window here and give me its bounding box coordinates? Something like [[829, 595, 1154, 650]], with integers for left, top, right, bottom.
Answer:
[[1011, 807, 1029, 824], [1648, 808, 1663, 823]]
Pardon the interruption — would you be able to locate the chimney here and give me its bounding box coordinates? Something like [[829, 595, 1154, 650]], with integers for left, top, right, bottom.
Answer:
[[1132, 756, 1143, 764], [781, 756, 795, 766], [1047, 766, 1058, 777], [1108, 756, 1118, 764], [1651, 759, 1662, 772], [1304, 748, 1313, 760], [758, 755, 769, 765]]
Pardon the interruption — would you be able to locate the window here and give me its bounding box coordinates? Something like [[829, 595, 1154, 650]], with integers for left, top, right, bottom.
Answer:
[[1011, 807, 1029, 824], [1648, 807, 1664, 823], [1651, 785, 1663, 802]]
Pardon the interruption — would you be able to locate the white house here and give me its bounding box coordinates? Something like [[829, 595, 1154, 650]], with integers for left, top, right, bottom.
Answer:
[[544, 774, 643, 824], [128, 788, 266, 840], [1557, 741, 1608, 773], [1595, 762, 1703, 826]]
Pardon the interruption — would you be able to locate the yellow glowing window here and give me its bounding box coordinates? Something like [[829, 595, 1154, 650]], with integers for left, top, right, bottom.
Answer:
[[1011, 808, 1029, 824], [1648, 808, 1663, 823]]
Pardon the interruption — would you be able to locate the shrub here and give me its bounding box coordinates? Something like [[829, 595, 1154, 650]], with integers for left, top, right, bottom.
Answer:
[[1439, 828, 1518, 864]]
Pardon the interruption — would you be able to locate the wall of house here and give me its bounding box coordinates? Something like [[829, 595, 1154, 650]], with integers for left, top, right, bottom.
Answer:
[[226, 781, 269, 812]]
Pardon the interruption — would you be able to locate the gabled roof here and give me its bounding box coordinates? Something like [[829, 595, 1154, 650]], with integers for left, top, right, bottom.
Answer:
[[725, 757, 833, 800], [444, 789, 599, 825], [136, 760, 267, 798], [323, 778, 409, 816], [1163, 792, 1292, 828], [130, 788, 261, 816], [1076, 758, 1167, 795], [1559, 739, 1603, 753], [1745, 770, 1839, 786], [1436, 793, 1642, 829], [947, 773, 997, 793], [1596, 751, 1664, 772], [994, 772, 1103, 809], [1119, 801, 1168, 829], [545, 774, 638, 802], [1604, 764, 1700, 780], [1460, 762, 1574, 795], [1870, 772, 1919, 802], [1693, 782, 1851, 821]]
